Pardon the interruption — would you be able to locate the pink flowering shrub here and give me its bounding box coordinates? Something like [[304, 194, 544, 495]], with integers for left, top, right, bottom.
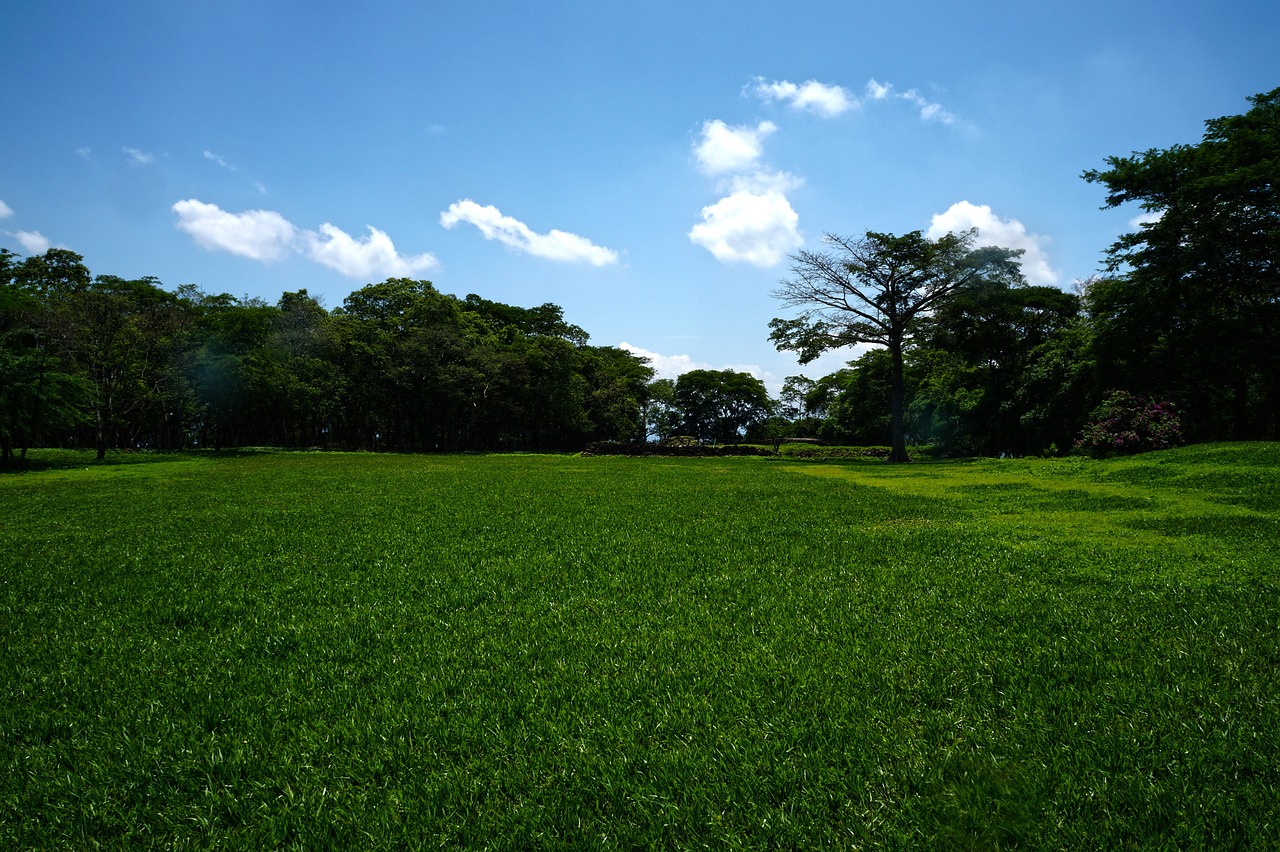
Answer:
[[1076, 390, 1185, 457]]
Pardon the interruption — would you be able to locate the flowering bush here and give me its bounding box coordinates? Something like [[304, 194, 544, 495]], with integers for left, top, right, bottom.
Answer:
[[1075, 391, 1185, 457]]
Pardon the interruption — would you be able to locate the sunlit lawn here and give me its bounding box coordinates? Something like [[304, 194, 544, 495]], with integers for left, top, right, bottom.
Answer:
[[2, 445, 1278, 848]]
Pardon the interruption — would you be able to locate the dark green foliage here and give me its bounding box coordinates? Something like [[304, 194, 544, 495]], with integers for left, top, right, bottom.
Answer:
[[815, 349, 895, 446], [673, 368, 771, 444], [0, 252, 653, 455], [0, 249, 93, 467], [1083, 88, 1280, 440], [911, 278, 1082, 455]]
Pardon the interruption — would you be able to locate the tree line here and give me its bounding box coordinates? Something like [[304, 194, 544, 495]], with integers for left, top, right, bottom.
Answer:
[[772, 87, 1279, 459], [0, 266, 661, 465], [2, 89, 1276, 465]]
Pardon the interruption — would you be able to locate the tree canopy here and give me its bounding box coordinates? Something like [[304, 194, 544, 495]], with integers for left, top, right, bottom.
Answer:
[[1083, 87, 1280, 439], [0, 251, 656, 465]]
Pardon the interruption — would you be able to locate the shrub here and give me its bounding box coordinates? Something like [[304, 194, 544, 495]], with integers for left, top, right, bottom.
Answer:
[[1075, 391, 1185, 457]]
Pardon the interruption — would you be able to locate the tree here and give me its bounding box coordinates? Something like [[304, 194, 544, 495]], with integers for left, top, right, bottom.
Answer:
[[910, 272, 1080, 455], [770, 230, 1014, 461], [1, 249, 94, 465], [580, 346, 654, 443], [1, 250, 84, 465], [816, 349, 895, 446], [674, 369, 771, 444], [65, 275, 187, 459], [777, 375, 821, 438], [643, 378, 683, 441], [1082, 88, 1280, 439]]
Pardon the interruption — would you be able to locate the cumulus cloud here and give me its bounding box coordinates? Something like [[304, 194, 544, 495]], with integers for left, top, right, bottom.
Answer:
[[172, 199, 299, 262], [14, 230, 52, 255], [928, 201, 1059, 285], [619, 342, 767, 385], [689, 188, 803, 267], [689, 115, 801, 267], [694, 119, 777, 174], [618, 343, 712, 380], [439, 200, 619, 266], [172, 198, 439, 278], [750, 78, 856, 117], [901, 89, 956, 124], [123, 146, 155, 165], [305, 223, 438, 278], [1, 203, 54, 255]]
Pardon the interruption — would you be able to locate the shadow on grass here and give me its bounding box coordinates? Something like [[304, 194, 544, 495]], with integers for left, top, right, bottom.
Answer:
[[0, 447, 293, 476]]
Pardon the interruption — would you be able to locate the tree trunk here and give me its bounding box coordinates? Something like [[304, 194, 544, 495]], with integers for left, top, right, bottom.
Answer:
[[887, 337, 911, 463]]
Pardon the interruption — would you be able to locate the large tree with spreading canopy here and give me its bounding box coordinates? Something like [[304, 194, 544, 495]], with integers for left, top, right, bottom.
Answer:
[[769, 229, 1022, 462]]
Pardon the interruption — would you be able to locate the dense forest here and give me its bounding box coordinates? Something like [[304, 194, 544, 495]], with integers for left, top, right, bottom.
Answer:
[[2, 89, 1277, 466]]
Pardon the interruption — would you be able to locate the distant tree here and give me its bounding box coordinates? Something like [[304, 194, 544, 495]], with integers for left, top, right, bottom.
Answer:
[[1083, 87, 1280, 439], [65, 275, 187, 459], [643, 378, 683, 441], [1014, 318, 1098, 455], [770, 230, 1017, 461], [581, 346, 654, 443], [674, 369, 771, 444], [777, 376, 814, 420]]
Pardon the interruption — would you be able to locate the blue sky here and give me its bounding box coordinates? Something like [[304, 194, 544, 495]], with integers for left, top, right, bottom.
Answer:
[[3, 1, 1277, 390]]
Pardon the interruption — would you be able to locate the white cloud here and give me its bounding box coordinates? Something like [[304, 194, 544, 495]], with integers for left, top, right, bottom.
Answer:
[[619, 342, 767, 385], [723, 169, 803, 196], [751, 78, 856, 117], [689, 188, 802, 268], [900, 89, 957, 124], [439, 200, 619, 266], [0, 200, 12, 219], [863, 79, 956, 123], [865, 79, 893, 100], [75, 147, 93, 160], [694, 119, 777, 174], [1130, 209, 1164, 228], [123, 146, 155, 165], [928, 201, 1059, 286], [305, 223, 438, 278], [173, 198, 438, 279], [204, 150, 234, 170], [172, 199, 299, 261], [14, 230, 51, 255], [618, 343, 712, 380]]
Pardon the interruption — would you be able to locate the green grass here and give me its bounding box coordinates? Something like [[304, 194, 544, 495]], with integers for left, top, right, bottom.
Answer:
[[2, 446, 1278, 848]]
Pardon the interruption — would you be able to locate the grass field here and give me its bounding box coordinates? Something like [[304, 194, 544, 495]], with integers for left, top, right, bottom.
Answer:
[[2, 445, 1278, 848]]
